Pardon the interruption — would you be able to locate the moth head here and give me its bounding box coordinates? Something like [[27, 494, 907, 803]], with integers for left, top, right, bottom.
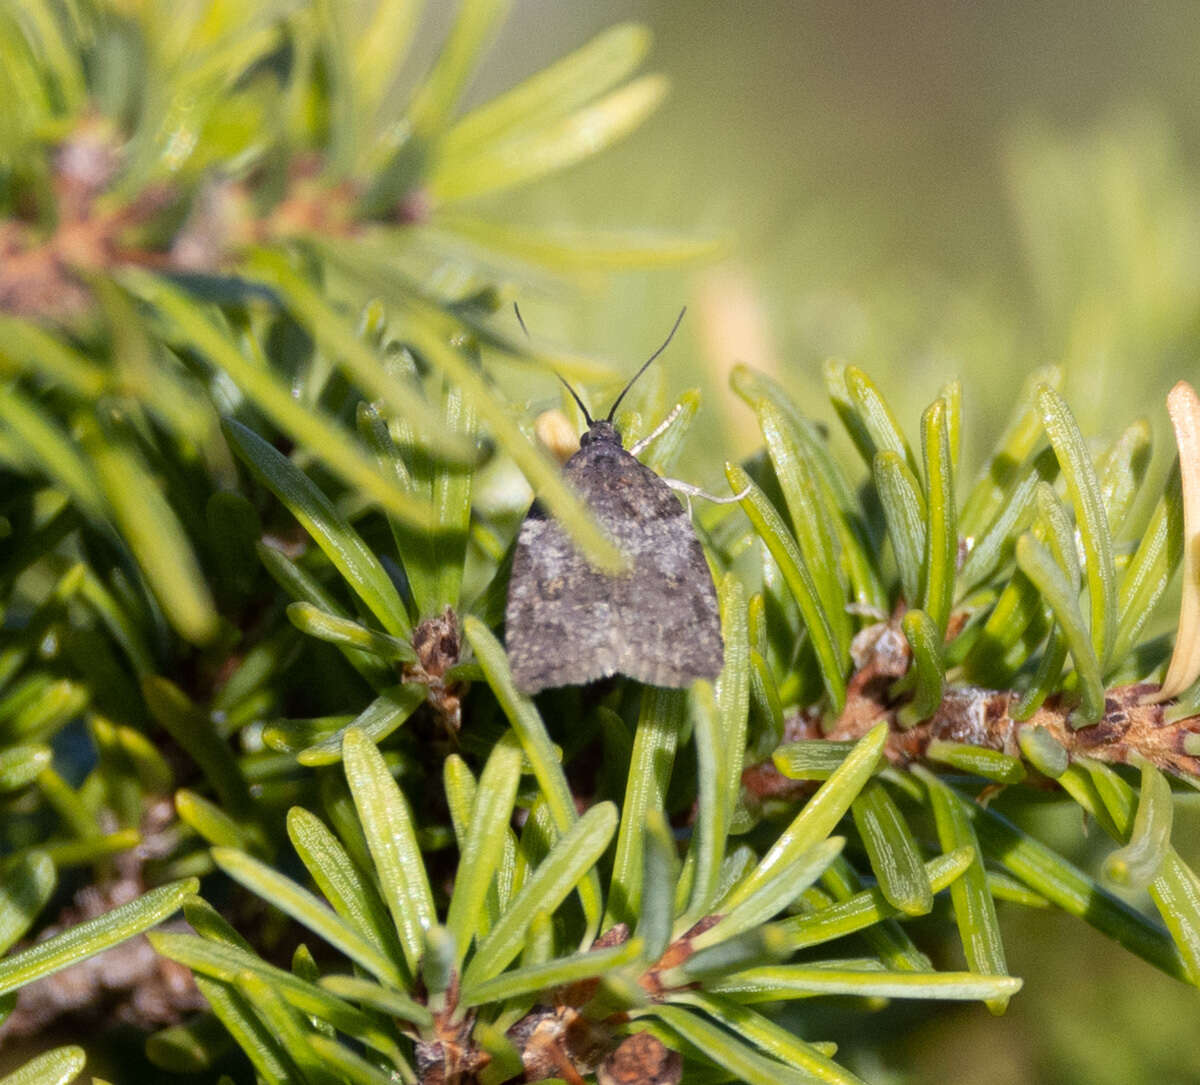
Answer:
[[580, 420, 622, 448]]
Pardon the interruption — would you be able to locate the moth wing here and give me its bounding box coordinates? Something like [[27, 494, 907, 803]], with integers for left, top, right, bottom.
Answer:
[[505, 508, 627, 694], [602, 500, 724, 689], [505, 442, 722, 694]]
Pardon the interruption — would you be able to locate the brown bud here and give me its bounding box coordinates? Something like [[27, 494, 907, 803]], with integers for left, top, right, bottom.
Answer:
[[535, 409, 580, 464], [597, 1032, 682, 1085]]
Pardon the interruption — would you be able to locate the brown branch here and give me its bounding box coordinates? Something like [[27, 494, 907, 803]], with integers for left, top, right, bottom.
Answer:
[[746, 620, 1200, 804], [0, 121, 424, 326], [0, 800, 204, 1047]]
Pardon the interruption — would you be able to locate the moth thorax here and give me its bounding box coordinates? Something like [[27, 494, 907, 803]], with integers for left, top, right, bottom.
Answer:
[[580, 420, 622, 448]]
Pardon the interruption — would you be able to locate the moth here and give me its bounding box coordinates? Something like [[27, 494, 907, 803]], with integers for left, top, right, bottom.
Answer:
[[505, 310, 735, 694]]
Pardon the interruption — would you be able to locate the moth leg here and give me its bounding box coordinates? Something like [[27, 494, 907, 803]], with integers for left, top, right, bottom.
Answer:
[[663, 478, 752, 508], [629, 402, 685, 457]]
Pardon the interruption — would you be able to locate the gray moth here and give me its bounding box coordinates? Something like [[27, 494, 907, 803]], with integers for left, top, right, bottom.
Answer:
[[504, 312, 724, 694]]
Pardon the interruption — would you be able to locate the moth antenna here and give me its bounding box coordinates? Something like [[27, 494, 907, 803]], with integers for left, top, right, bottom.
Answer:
[[516, 303, 595, 426], [513, 301, 531, 339], [557, 374, 594, 427], [606, 307, 687, 423]]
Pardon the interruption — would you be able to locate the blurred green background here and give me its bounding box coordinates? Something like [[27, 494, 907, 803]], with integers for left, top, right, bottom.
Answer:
[[460, 1, 1200, 467], [454, 2, 1200, 1080]]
